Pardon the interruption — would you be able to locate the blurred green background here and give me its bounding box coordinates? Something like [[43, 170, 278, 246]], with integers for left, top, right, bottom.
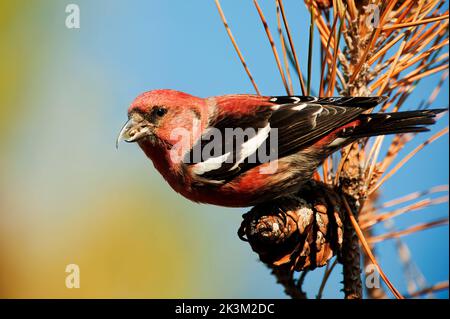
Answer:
[[0, 1, 448, 298]]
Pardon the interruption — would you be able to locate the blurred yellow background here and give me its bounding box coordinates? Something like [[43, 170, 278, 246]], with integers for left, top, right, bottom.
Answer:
[[0, 1, 254, 298]]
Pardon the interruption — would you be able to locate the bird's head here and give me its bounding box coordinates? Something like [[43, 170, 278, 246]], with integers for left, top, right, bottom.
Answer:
[[117, 89, 206, 150]]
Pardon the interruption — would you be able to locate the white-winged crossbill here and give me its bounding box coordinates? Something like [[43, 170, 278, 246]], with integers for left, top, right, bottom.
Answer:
[[117, 89, 444, 207]]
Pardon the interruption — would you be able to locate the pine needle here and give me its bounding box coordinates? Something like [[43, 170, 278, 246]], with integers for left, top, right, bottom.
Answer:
[[379, 185, 449, 209], [277, 0, 307, 95], [361, 195, 449, 229], [342, 196, 405, 299], [317, 258, 338, 299], [369, 127, 449, 196], [307, 7, 315, 96], [214, 0, 261, 95], [254, 0, 290, 94], [276, 0, 294, 95], [382, 13, 449, 31], [408, 281, 449, 298], [319, 13, 339, 96], [368, 218, 449, 244]]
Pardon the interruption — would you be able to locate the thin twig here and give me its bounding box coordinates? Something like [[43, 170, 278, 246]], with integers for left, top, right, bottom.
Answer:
[[368, 218, 449, 244], [277, 0, 307, 95], [378, 185, 449, 208], [214, 0, 261, 95], [276, 0, 294, 95], [382, 14, 449, 31], [369, 127, 449, 196], [407, 281, 449, 298], [327, 19, 344, 96], [317, 258, 338, 299], [307, 7, 315, 95], [319, 13, 339, 96], [361, 195, 449, 229], [253, 0, 290, 94]]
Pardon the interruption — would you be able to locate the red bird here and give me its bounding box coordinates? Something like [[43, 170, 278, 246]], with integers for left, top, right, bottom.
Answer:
[[117, 89, 444, 207]]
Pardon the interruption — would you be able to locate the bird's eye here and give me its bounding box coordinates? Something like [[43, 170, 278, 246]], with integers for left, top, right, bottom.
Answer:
[[155, 107, 167, 117]]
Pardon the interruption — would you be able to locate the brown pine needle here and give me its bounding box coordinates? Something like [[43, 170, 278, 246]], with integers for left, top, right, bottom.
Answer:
[[310, 1, 335, 49], [405, 19, 444, 52], [307, 7, 315, 96], [393, 0, 414, 16], [407, 39, 447, 70], [378, 39, 407, 95], [423, 70, 449, 109], [350, 30, 379, 84], [405, 20, 448, 55], [346, 0, 357, 21], [322, 157, 330, 184], [368, 33, 406, 66], [383, 51, 449, 89], [327, 19, 343, 96], [342, 196, 404, 299], [370, 40, 449, 91], [214, 0, 261, 95], [276, 0, 293, 95], [377, 59, 402, 95], [403, 20, 441, 53], [389, 63, 449, 89], [382, 14, 449, 31], [361, 195, 449, 229], [350, 0, 399, 83], [319, 14, 339, 96], [376, 1, 432, 94], [317, 258, 338, 299], [313, 170, 322, 182], [380, 185, 449, 208], [393, 82, 419, 112], [408, 281, 449, 298], [379, 133, 414, 172], [364, 135, 384, 172], [277, 0, 307, 95], [364, 136, 385, 192], [368, 218, 449, 244], [334, 143, 353, 185], [369, 127, 449, 196], [253, 0, 290, 95], [386, 1, 416, 39], [418, 0, 443, 20]]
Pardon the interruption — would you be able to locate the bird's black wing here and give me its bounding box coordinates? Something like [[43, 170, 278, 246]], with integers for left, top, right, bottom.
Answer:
[[184, 96, 386, 184]]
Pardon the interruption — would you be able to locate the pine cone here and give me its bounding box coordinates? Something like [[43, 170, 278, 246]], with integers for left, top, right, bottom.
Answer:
[[238, 181, 344, 271]]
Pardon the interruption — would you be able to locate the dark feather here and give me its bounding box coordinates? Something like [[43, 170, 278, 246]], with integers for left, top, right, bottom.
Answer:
[[185, 96, 387, 184]]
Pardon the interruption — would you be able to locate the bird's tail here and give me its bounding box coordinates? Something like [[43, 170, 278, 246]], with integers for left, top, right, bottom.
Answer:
[[342, 109, 447, 138]]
